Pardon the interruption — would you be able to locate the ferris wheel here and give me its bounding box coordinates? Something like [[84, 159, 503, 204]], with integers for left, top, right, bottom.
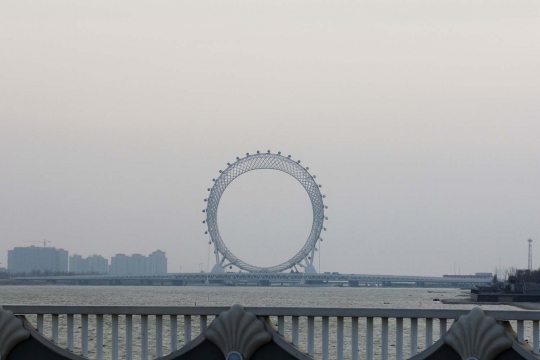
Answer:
[[203, 151, 327, 273]]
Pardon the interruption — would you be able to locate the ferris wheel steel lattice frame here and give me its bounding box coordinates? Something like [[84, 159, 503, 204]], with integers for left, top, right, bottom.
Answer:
[[203, 151, 327, 273]]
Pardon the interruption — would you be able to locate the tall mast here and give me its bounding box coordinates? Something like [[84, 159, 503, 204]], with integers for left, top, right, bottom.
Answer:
[[528, 238, 533, 272]]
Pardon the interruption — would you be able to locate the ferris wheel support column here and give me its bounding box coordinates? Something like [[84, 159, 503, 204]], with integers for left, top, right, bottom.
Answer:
[[211, 263, 225, 274], [211, 253, 225, 274], [305, 248, 317, 274], [209, 237, 224, 273], [304, 264, 317, 274]]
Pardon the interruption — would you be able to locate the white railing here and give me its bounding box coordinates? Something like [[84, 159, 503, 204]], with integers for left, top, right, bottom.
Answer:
[[4, 305, 540, 360]]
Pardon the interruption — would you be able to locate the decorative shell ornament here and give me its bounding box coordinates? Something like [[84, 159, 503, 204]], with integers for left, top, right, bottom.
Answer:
[[0, 306, 30, 360], [443, 307, 512, 360], [205, 304, 271, 360]]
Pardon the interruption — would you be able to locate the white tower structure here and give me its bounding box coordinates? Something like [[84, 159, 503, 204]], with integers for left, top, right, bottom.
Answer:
[[528, 238, 533, 272]]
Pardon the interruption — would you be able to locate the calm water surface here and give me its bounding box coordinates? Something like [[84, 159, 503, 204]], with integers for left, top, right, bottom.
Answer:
[[0, 285, 516, 309]]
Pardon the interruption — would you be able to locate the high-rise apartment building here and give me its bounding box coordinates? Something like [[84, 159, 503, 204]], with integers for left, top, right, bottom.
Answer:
[[69, 254, 84, 273], [8, 246, 68, 273], [109, 250, 167, 274], [69, 254, 108, 274], [149, 250, 167, 274], [131, 254, 147, 274], [110, 254, 129, 274], [86, 255, 108, 274]]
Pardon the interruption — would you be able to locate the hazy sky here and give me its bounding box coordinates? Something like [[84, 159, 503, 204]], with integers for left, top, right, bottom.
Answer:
[[1, 1, 539, 276]]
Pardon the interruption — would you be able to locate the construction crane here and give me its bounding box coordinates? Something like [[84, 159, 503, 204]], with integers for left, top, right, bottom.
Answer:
[[24, 239, 51, 248]]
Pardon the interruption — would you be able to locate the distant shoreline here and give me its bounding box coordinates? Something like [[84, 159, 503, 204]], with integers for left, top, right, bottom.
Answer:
[[442, 298, 540, 310]]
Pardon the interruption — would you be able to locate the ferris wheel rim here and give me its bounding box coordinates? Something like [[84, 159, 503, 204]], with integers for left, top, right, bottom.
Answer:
[[205, 152, 325, 273]]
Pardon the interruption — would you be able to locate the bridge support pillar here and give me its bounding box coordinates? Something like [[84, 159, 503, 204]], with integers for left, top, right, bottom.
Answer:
[[259, 280, 271, 287], [172, 280, 184, 286], [348, 280, 359, 287], [416, 281, 425, 287]]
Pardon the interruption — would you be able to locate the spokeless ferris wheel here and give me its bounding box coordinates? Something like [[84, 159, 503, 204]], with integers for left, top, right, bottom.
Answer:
[[203, 151, 327, 273]]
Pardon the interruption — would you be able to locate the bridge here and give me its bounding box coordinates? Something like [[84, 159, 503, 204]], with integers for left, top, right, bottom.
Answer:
[[13, 272, 491, 287]]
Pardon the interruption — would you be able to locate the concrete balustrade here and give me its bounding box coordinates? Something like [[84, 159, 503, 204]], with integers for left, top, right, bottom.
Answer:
[[3, 305, 540, 360]]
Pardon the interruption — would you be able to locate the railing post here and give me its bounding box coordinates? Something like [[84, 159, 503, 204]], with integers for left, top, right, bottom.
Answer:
[[337, 316, 344, 360], [381, 317, 389, 360], [200, 315, 208, 333], [307, 316, 315, 356], [396, 317, 403, 360], [141, 315, 148, 360], [96, 314, 104, 360], [517, 320, 525, 344], [37, 314, 44, 333], [410, 318, 418, 356], [366, 317, 374, 360], [156, 315, 163, 358], [351, 317, 359, 360], [184, 315, 192, 344], [170, 315, 178, 352], [52, 314, 59, 343], [81, 314, 89, 357], [112, 314, 119, 360], [278, 316, 285, 336], [425, 318, 433, 347], [292, 316, 299, 346], [534, 320, 539, 355], [322, 316, 329, 360], [439, 318, 447, 338], [126, 314, 133, 360], [67, 314, 74, 351]]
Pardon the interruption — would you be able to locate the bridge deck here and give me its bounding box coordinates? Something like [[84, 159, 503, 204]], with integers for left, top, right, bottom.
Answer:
[[13, 272, 491, 284]]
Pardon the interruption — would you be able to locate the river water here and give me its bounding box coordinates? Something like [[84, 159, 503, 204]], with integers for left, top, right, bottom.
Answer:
[[0, 285, 512, 308], [0, 286, 522, 360]]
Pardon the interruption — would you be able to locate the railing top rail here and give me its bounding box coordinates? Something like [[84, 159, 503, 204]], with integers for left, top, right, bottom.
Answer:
[[3, 305, 540, 320]]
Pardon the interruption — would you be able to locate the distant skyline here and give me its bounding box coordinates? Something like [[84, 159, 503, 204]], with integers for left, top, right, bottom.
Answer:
[[1, 1, 538, 276]]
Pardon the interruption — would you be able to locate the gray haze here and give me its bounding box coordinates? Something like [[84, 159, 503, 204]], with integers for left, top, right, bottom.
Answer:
[[1, 1, 539, 276]]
